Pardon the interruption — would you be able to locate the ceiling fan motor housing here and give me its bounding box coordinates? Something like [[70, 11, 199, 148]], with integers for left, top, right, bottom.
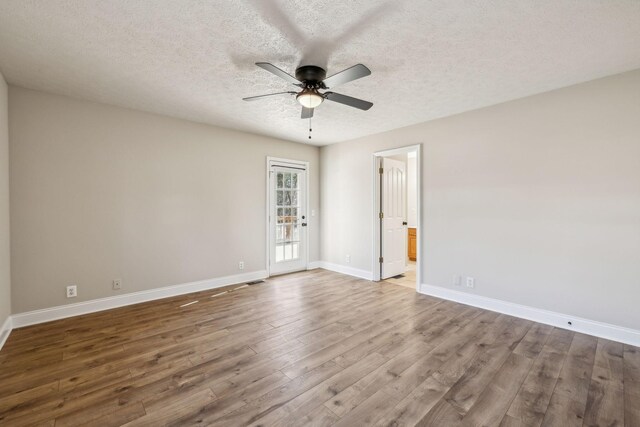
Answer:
[[295, 65, 327, 87]]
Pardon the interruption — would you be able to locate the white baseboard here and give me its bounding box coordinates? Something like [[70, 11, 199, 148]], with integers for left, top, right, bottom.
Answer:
[[10, 270, 268, 329], [0, 315, 12, 351], [8, 269, 635, 349], [419, 283, 640, 347], [307, 261, 322, 270], [312, 261, 373, 281]]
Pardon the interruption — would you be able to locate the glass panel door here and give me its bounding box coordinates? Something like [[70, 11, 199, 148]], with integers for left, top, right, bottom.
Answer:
[[270, 165, 307, 275]]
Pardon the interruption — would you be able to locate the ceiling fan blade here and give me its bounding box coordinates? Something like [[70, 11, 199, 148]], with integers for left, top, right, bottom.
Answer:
[[324, 92, 373, 110], [322, 64, 371, 88], [243, 91, 296, 101], [301, 107, 314, 119], [255, 62, 301, 85]]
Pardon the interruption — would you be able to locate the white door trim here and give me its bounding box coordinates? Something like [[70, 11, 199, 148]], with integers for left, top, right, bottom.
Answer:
[[266, 157, 310, 277], [372, 144, 422, 288]]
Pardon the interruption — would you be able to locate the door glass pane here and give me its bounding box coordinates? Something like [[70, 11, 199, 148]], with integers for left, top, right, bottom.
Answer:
[[292, 243, 299, 259], [272, 167, 305, 268]]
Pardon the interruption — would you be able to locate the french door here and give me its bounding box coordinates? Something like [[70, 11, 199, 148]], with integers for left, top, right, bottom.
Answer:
[[269, 161, 307, 275]]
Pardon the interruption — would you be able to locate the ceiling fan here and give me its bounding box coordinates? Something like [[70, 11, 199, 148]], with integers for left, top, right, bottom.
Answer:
[[243, 63, 373, 119]]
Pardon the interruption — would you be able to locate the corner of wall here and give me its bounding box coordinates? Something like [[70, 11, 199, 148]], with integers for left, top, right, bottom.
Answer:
[[0, 315, 11, 351], [0, 70, 12, 351]]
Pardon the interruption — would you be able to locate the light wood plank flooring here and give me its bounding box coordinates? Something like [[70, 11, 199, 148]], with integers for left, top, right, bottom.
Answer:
[[0, 269, 637, 426]]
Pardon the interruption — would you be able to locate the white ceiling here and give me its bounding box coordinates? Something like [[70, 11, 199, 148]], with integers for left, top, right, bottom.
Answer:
[[0, 1, 639, 146]]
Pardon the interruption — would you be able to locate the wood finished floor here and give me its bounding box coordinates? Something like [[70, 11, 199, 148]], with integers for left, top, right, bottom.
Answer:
[[0, 269, 638, 426]]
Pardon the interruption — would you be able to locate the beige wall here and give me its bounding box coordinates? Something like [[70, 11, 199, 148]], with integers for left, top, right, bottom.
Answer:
[[9, 87, 320, 313], [0, 72, 10, 326], [321, 70, 640, 330]]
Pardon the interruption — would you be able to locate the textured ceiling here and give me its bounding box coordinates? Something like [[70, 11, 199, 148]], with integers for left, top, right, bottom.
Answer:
[[0, 1, 639, 146]]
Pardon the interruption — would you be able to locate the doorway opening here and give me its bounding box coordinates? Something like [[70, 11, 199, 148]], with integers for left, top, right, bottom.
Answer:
[[372, 145, 422, 290], [266, 157, 309, 276]]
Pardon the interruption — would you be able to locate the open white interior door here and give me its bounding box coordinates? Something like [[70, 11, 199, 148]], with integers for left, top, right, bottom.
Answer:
[[381, 157, 407, 279]]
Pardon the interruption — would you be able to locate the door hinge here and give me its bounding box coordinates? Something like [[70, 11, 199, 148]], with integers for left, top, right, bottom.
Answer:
[[379, 212, 383, 219], [379, 256, 383, 263], [379, 167, 384, 174]]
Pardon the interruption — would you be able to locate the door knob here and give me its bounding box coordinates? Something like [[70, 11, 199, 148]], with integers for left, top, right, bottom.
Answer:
[[301, 223, 308, 227], [402, 221, 407, 225]]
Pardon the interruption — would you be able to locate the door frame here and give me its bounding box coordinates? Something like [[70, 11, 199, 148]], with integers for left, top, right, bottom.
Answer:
[[265, 156, 310, 277], [371, 144, 423, 289]]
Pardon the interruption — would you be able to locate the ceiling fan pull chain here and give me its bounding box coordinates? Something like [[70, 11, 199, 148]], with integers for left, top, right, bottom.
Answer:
[[308, 116, 312, 140]]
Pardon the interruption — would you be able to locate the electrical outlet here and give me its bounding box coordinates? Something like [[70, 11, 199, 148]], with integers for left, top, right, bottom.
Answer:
[[66, 285, 77, 298], [112, 279, 122, 290], [238, 261, 244, 270], [466, 277, 475, 288], [346, 254, 351, 263], [453, 275, 462, 286]]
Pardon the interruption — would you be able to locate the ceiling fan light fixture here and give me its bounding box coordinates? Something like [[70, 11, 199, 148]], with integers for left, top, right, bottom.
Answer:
[[297, 90, 323, 109]]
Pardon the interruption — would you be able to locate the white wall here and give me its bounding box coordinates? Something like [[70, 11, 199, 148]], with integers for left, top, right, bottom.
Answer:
[[9, 87, 320, 313], [0, 72, 10, 327], [407, 153, 417, 228], [321, 70, 640, 330]]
